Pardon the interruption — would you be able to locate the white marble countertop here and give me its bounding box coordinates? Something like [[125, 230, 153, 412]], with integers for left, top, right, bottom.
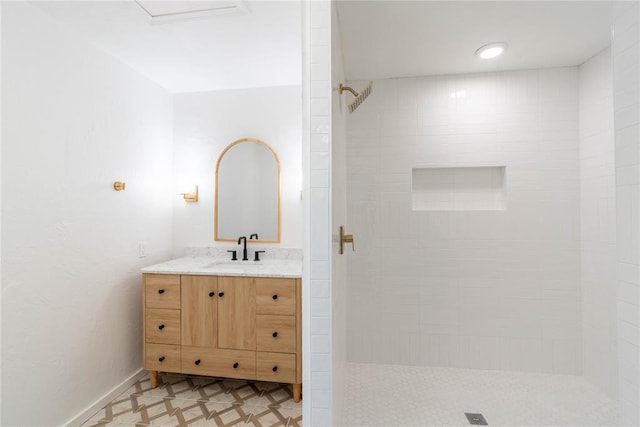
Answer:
[[141, 256, 302, 278]]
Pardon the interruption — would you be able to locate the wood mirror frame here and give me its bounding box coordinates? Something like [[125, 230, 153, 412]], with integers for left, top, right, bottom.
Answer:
[[214, 137, 281, 243]]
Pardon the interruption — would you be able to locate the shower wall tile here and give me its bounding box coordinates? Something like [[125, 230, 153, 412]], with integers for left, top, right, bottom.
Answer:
[[346, 68, 582, 375], [612, 2, 640, 424], [308, 0, 332, 425]]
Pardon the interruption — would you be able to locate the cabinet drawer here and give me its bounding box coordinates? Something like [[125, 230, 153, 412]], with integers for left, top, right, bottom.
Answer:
[[257, 315, 296, 353], [257, 352, 296, 383], [145, 274, 180, 309], [256, 278, 296, 315], [145, 309, 180, 344], [181, 347, 256, 380], [145, 343, 180, 372]]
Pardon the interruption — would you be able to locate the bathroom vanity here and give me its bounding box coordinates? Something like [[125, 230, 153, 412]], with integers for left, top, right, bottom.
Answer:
[[141, 251, 302, 402]]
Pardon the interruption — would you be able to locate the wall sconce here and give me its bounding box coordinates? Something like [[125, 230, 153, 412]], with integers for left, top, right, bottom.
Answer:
[[181, 185, 198, 202], [113, 181, 126, 191]]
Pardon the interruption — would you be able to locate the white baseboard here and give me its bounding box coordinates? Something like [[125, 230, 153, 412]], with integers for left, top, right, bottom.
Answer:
[[64, 369, 146, 427]]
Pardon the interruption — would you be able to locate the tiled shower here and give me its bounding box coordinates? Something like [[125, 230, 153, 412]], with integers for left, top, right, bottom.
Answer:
[[346, 67, 585, 374], [322, 1, 640, 425]]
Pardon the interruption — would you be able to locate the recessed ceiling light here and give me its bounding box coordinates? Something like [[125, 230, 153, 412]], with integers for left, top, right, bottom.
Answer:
[[475, 42, 508, 59]]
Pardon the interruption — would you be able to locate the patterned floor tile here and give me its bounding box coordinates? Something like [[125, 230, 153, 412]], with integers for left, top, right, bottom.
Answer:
[[206, 402, 253, 426], [259, 384, 300, 408], [276, 406, 302, 423], [247, 406, 291, 427], [81, 373, 301, 427]]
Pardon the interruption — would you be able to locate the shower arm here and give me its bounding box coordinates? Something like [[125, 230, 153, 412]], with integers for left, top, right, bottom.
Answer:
[[339, 84, 359, 97]]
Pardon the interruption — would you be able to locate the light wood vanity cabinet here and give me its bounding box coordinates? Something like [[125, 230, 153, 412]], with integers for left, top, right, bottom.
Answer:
[[143, 273, 302, 402]]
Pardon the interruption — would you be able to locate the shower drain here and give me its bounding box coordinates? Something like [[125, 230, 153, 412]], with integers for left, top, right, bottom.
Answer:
[[464, 413, 488, 425]]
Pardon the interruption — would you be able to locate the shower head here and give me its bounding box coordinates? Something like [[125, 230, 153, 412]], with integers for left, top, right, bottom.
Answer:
[[339, 81, 373, 113]]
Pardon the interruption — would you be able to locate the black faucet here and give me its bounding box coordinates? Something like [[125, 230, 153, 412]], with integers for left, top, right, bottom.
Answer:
[[250, 233, 259, 240], [238, 236, 248, 261]]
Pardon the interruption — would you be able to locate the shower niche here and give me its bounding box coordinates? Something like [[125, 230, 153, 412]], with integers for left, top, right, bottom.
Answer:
[[411, 165, 506, 211]]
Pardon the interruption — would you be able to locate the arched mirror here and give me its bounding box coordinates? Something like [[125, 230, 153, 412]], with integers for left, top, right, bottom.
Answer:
[[215, 138, 281, 242]]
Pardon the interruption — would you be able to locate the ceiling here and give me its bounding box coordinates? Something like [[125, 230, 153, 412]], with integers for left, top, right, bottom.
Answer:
[[31, 1, 616, 92], [336, 1, 616, 81], [32, 1, 302, 93]]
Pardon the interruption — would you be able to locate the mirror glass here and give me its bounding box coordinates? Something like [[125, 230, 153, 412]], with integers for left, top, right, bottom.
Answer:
[[215, 138, 280, 242]]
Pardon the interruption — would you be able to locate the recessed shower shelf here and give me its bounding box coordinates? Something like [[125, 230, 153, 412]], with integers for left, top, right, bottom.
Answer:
[[411, 164, 506, 211]]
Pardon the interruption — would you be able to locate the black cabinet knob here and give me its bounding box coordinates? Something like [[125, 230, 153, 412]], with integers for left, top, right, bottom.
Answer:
[[219, 292, 225, 297], [159, 356, 165, 362], [272, 331, 278, 338], [209, 291, 215, 297], [158, 324, 165, 330], [272, 366, 278, 372], [158, 289, 165, 294], [195, 359, 201, 365], [233, 362, 239, 369], [272, 294, 278, 300]]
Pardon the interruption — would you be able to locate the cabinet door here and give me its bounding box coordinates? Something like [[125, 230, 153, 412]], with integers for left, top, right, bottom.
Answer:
[[181, 275, 218, 347], [218, 276, 256, 350]]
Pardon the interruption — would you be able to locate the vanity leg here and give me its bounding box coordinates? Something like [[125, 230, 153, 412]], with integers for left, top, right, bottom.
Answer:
[[149, 370, 158, 389], [292, 383, 302, 403]]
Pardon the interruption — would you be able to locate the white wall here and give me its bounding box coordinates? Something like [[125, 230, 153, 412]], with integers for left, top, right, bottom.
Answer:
[[611, 2, 640, 424], [0, 2, 3, 423], [172, 86, 302, 255], [578, 48, 617, 399], [1, 3, 174, 425], [330, 2, 348, 424], [346, 68, 582, 374]]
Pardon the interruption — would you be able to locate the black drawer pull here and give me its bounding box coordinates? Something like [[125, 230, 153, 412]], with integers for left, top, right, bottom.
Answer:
[[209, 291, 215, 297], [159, 356, 165, 362], [158, 289, 165, 294], [158, 324, 165, 330], [233, 362, 239, 369], [219, 292, 225, 297], [272, 294, 278, 300], [272, 331, 278, 338], [272, 366, 278, 372], [195, 359, 201, 366]]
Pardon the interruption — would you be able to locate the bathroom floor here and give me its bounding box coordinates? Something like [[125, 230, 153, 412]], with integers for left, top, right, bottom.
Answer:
[[342, 362, 618, 426], [81, 373, 302, 427]]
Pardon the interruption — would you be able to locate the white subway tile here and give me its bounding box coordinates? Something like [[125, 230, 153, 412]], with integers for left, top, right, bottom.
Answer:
[[311, 80, 330, 98], [312, 371, 330, 390], [311, 335, 331, 354], [311, 297, 330, 317], [311, 170, 329, 188], [311, 116, 329, 134], [310, 28, 329, 46], [310, 152, 329, 171], [311, 260, 329, 280], [311, 316, 330, 335], [311, 63, 330, 82], [311, 280, 330, 298], [311, 408, 331, 427], [311, 98, 330, 116], [311, 353, 330, 372]]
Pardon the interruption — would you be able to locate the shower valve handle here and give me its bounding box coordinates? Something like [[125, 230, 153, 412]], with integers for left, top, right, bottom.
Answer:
[[339, 226, 355, 254]]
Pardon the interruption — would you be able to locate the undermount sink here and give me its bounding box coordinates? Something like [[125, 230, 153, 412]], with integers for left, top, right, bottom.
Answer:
[[202, 260, 264, 269]]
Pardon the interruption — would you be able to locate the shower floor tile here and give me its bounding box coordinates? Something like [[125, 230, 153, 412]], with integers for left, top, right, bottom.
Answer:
[[342, 362, 618, 426], [80, 373, 302, 427]]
